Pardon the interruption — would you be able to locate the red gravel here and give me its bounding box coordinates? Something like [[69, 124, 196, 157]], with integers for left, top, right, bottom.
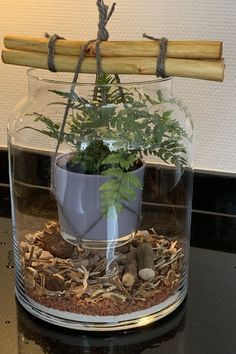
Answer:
[[27, 285, 178, 317]]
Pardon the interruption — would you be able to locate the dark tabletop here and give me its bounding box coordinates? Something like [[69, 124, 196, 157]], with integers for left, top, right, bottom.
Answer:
[[1, 216, 236, 354]]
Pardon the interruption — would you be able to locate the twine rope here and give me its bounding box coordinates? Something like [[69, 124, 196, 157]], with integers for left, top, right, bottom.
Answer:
[[143, 33, 169, 78], [48, 0, 116, 157], [48, 0, 117, 241], [97, 0, 116, 41], [45, 0, 116, 75]]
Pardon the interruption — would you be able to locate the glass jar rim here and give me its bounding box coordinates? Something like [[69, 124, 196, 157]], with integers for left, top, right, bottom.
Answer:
[[27, 68, 172, 87]]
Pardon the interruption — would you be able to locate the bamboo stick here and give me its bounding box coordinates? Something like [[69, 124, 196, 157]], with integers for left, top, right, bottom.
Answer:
[[2, 49, 225, 81], [4, 35, 223, 60]]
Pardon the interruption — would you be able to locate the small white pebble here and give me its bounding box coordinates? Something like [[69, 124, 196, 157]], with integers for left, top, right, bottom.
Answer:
[[139, 268, 155, 281]]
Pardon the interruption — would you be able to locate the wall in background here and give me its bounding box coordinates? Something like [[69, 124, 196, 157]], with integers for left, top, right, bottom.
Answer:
[[1, 0, 236, 173]]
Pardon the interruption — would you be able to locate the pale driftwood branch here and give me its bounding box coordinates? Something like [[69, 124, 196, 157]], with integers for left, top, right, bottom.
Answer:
[[137, 243, 155, 281], [2, 49, 225, 81], [122, 251, 138, 288]]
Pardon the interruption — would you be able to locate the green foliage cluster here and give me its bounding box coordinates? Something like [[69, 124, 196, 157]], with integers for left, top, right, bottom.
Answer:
[[69, 140, 110, 174], [25, 74, 189, 216]]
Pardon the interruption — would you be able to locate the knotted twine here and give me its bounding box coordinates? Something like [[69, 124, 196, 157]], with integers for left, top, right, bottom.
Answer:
[[44, 33, 65, 72], [143, 33, 169, 78]]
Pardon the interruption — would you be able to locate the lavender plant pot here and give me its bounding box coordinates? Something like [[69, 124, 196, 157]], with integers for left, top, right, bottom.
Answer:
[[53, 153, 145, 245]]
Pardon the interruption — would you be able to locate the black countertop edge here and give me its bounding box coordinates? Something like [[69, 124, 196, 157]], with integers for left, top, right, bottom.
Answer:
[[1, 148, 236, 216]]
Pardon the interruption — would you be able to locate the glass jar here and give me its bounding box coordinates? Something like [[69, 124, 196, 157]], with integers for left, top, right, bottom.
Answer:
[[8, 69, 193, 331]]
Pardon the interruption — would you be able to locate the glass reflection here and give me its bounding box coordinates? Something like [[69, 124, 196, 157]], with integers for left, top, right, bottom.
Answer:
[[17, 299, 186, 354]]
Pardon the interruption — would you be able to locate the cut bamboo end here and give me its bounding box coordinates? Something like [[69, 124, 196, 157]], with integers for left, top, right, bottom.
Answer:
[[4, 35, 223, 60], [2, 49, 225, 82]]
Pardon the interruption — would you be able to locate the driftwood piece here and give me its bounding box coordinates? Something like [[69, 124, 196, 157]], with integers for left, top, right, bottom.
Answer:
[[137, 243, 155, 281], [122, 251, 138, 287]]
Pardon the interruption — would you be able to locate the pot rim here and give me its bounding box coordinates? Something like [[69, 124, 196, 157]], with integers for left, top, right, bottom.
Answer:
[[54, 152, 146, 178]]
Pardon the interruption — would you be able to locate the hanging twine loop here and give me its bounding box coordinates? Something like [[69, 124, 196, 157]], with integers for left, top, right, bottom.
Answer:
[[143, 33, 169, 78], [45, 1, 141, 242], [48, 1, 121, 242], [50, 0, 117, 180]]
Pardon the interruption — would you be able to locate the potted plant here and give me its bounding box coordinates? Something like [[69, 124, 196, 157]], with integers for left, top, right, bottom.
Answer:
[[25, 74, 188, 247]]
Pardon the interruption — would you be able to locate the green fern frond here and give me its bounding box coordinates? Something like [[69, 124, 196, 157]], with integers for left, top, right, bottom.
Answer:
[[99, 164, 143, 217], [24, 78, 190, 217]]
